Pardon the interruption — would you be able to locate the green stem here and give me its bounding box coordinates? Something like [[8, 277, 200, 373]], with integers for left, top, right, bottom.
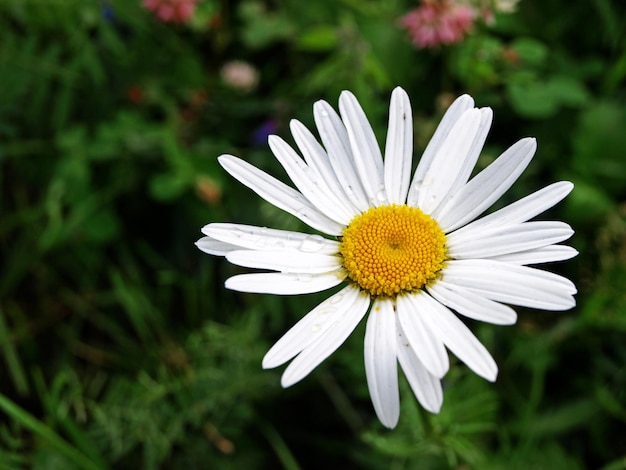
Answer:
[[418, 403, 434, 438], [0, 393, 104, 470]]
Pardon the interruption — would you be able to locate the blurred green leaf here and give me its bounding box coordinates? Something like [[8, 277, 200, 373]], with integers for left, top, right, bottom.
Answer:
[[512, 37, 549, 66], [548, 75, 590, 106], [507, 80, 560, 118], [296, 26, 338, 51], [149, 172, 190, 201], [507, 75, 589, 118], [571, 101, 626, 195], [239, 1, 296, 48], [562, 178, 615, 224]]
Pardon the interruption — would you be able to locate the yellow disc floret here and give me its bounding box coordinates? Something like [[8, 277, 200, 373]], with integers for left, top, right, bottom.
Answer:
[[339, 204, 446, 297]]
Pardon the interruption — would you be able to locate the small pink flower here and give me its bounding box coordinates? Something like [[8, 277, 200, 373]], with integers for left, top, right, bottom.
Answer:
[[142, 0, 200, 24], [220, 61, 260, 92], [400, 0, 476, 49]]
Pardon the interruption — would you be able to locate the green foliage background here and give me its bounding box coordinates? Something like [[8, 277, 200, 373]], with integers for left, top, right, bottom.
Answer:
[[1, 0, 625, 468]]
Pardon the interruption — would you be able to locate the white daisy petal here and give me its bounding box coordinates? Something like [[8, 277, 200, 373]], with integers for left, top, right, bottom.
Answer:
[[427, 282, 518, 325], [396, 294, 449, 378], [416, 108, 483, 214], [195, 236, 239, 256], [290, 119, 360, 217], [436, 138, 537, 232], [268, 135, 354, 224], [450, 181, 574, 239], [384, 87, 413, 205], [364, 298, 399, 428], [443, 259, 577, 310], [485, 245, 579, 265], [447, 221, 574, 259], [431, 107, 493, 217], [262, 286, 361, 369], [396, 320, 443, 413], [458, 107, 493, 183], [280, 289, 370, 387], [414, 291, 499, 382], [218, 154, 344, 236], [407, 94, 475, 206], [225, 271, 345, 295], [314, 100, 370, 211], [203, 223, 339, 254], [226, 250, 341, 273], [339, 91, 386, 206]]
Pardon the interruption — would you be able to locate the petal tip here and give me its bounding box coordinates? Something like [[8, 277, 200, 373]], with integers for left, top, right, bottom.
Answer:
[[261, 356, 275, 370]]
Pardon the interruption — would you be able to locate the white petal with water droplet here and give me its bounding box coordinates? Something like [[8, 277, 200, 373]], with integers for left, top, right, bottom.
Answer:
[[226, 250, 341, 273], [195, 237, 239, 256], [218, 154, 344, 236], [225, 271, 345, 295], [263, 286, 361, 369], [280, 289, 370, 386], [268, 135, 354, 224], [203, 223, 339, 254]]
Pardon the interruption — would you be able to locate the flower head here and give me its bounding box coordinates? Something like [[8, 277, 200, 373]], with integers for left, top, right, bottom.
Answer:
[[196, 87, 577, 428], [142, 0, 200, 24], [400, 0, 477, 48], [220, 60, 260, 93]]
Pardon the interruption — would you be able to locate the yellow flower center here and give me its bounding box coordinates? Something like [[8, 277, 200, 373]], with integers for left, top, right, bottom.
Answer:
[[339, 204, 447, 297]]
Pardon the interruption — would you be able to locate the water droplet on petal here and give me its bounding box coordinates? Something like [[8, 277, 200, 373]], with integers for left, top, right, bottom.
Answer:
[[317, 307, 335, 316], [329, 293, 344, 304], [254, 238, 269, 249], [312, 324, 321, 332], [299, 235, 326, 253]]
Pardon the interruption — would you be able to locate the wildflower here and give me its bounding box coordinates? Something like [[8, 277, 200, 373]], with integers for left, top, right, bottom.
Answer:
[[142, 0, 200, 24], [220, 61, 260, 93], [196, 87, 577, 428], [400, 0, 476, 49]]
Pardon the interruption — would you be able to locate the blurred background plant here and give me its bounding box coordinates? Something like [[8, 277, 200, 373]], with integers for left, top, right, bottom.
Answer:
[[0, 0, 625, 468]]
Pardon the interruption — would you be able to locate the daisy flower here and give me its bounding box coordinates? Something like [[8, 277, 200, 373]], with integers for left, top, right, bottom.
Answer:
[[196, 87, 577, 428]]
